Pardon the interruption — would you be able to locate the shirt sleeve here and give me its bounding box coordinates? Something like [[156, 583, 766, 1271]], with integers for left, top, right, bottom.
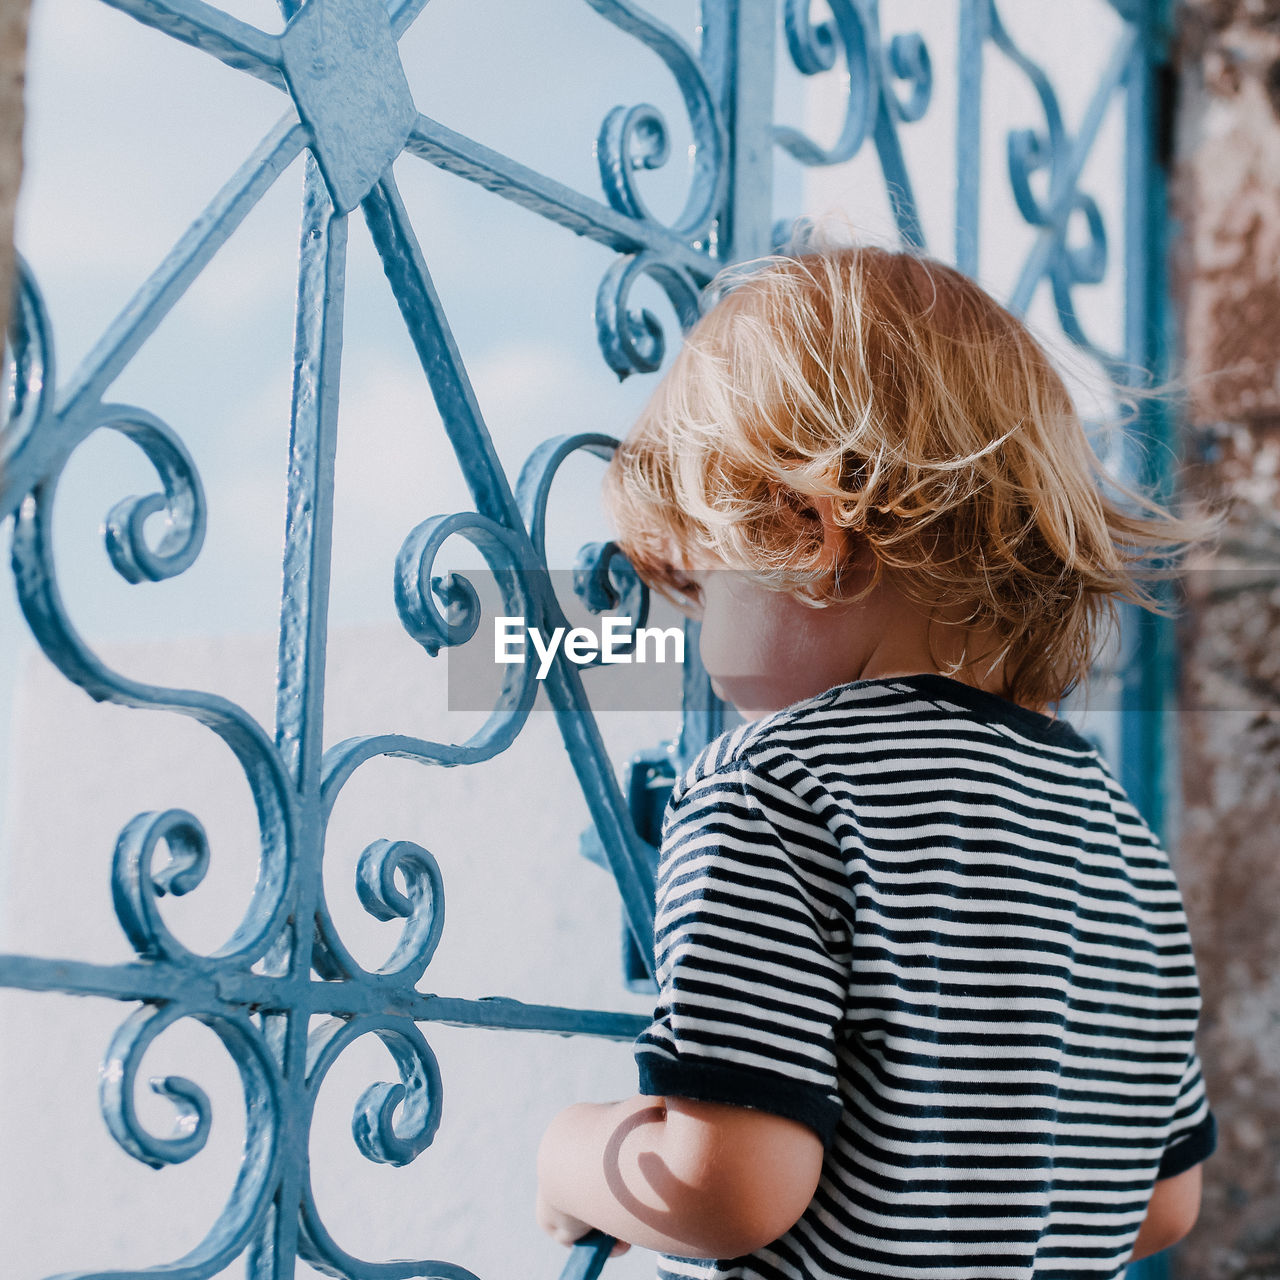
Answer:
[[633, 753, 850, 1146], [1157, 1046, 1217, 1179]]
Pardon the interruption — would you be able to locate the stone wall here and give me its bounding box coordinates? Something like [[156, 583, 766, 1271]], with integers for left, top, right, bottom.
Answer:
[[1172, 1, 1280, 1275], [0, 0, 24, 340]]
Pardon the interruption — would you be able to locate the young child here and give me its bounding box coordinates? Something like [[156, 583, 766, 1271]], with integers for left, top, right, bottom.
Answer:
[[535, 245, 1217, 1279]]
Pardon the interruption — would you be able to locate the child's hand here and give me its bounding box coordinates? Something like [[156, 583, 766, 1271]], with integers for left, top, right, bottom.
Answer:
[[535, 1188, 631, 1256]]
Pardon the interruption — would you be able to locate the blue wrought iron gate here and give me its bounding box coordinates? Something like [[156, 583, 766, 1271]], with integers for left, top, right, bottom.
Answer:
[[0, 1, 1178, 1276]]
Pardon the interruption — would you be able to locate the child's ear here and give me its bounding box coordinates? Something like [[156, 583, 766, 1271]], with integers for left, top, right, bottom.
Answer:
[[810, 497, 876, 583], [811, 496, 850, 565], [778, 488, 864, 574]]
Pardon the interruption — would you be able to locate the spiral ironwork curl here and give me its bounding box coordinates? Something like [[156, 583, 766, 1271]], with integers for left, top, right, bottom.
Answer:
[[516, 433, 618, 560], [91, 1002, 282, 1279], [990, 2, 1115, 358], [572, 541, 646, 624], [596, 102, 671, 225], [312, 838, 446, 985], [776, 0, 877, 167], [103, 1015, 212, 1170], [564, 542, 649, 671], [305, 1015, 443, 1167], [1007, 126, 1055, 228], [991, 2, 1068, 227], [313, 510, 544, 849], [113, 809, 216, 965], [516, 432, 650, 646], [99, 408, 207, 584], [594, 251, 703, 379], [885, 32, 932, 124], [394, 509, 533, 658], [586, 0, 725, 240], [8, 387, 296, 976], [774, 0, 933, 255], [1051, 196, 1114, 365], [355, 840, 446, 977], [296, 1016, 476, 1280]]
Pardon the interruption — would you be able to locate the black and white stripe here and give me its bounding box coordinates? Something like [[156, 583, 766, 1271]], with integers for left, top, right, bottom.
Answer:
[[634, 673, 1215, 1280]]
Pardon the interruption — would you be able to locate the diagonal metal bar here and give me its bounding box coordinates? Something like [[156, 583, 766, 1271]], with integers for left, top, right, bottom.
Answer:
[[0, 120, 306, 526], [359, 175, 528, 526], [403, 115, 715, 277], [56, 118, 307, 423], [536, 661, 660, 969], [358, 173, 657, 963], [873, 90, 927, 252], [98, 0, 284, 88], [1007, 26, 1137, 314]]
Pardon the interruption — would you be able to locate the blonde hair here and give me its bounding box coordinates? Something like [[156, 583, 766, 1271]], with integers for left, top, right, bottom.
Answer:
[[604, 244, 1219, 712]]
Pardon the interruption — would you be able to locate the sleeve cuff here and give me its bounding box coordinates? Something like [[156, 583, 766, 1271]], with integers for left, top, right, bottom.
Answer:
[[637, 1052, 843, 1148], [1157, 1110, 1217, 1180]]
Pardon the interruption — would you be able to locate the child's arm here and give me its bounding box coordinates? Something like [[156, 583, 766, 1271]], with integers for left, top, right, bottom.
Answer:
[[1129, 1164, 1204, 1262], [536, 1091, 825, 1258]]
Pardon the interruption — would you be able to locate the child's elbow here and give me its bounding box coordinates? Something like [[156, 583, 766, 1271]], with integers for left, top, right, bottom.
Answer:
[[660, 1098, 825, 1258], [687, 1193, 814, 1259], [671, 1191, 812, 1260], [1131, 1165, 1204, 1261]]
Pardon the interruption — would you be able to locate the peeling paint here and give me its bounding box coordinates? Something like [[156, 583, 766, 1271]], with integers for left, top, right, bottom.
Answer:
[[1173, 2, 1280, 1275]]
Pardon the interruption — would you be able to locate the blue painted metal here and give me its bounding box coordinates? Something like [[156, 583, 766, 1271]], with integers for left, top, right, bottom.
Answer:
[[0, 1, 1176, 1276], [278, 0, 417, 215]]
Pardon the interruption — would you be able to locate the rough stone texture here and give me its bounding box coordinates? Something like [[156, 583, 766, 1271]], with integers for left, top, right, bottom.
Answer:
[[0, 0, 25, 342], [1171, 1, 1280, 1275]]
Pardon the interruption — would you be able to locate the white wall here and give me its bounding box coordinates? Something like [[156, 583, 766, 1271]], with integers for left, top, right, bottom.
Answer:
[[0, 627, 666, 1278]]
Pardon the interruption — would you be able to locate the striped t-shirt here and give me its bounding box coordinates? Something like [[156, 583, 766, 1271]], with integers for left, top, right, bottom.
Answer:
[[635, 673, 1215, 1280]]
